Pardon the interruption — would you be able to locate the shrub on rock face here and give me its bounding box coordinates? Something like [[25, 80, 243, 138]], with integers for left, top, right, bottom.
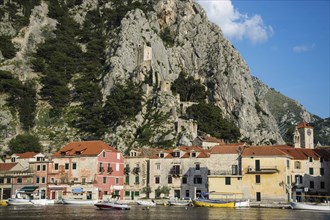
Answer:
[[0, 35, 17, 59]]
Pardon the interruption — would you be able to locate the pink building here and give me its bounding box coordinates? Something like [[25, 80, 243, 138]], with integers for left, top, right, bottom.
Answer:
[[49, 141, 125, 200]]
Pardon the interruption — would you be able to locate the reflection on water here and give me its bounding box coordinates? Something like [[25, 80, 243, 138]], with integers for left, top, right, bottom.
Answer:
[[1, 205, 330, 220]]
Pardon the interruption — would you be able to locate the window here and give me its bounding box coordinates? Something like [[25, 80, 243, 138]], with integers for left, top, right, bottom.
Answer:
[[309, 157, 313, 162], [256, 175, 260, 184], [195, 163, 200, 170], [17, 177, 22, 184], [255, 160, 260, 171], [173, 151, 180, 157], [171, 165, 180, 175], [72, 163, 77, 170], [320, 182, 325, 189], [116, 163, 119, 172], [168, 176, 172, 184], [65, 163, 69, 170], [125, 191, 130, 196], [320, 157, 324, 163], [6, 178, 11, 184], [42, 165, 46, 171], [117, 153, 120, 160], [295, 175, 303, 185], [42, 177, 46, 183], [294, 161, 301, 169], [0, 178, 4, 184], [103, 177, 107, 184], [256, 192, 261, 201], [155, 176, 160, 184], [191, 152, 196, 157], [125, 176, 129, 184], [103, 151, 106, 158], [11, 157, 16, 162], [134, 191, 140, 196], [107, 163, 112, 173], [51, 178, 55, 183], [36, 177, 40, 184], [104, 191, 108, 195], [185, 190, 189, 198], [182, 176, 187, 184], [82, 177, 86, 185], [37, 157, 43, 161], [232, 165, 238, 175], [286, 160, 290, 169], [309, 168, 314, 175], [159, 153, 164, 158], [54, 163, 59, 170], [310, 181, 314, 189], [287, 176, 290, 184], [116, 178, 119, 185], [37, 165, 41, 171], [225, 177, 231, 185], [135, 176, 139, 184], [320, 168, 324, 176], [193, 175, 202, 184], [99, 163, 103, 173], [156, 163, 160, 170]]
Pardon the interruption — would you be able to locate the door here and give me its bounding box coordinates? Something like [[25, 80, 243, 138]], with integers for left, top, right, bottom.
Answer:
[[174, 190, 180, 199], [256, 192, 261, 201], [255, 160, 260, 171]]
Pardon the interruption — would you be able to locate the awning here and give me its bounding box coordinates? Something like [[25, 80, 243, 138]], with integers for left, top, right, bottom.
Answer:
[[18, 186, 38, 193], [72, 188, 83, 194]]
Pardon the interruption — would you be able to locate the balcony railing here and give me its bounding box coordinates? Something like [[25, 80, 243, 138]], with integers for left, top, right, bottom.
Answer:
[[169, 169, 182, 176], [246, 166, 278, 174], [208, 170, 240, 176]]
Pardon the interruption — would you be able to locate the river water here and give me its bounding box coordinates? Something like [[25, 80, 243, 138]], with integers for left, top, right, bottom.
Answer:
[[1, 204, 329, 220]]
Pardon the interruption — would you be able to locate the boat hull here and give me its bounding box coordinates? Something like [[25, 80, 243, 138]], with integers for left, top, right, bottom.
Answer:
[[193, 199, 235, 208], [168, 200, 192, 206], [290, 202, 330, 211], [31, 199, 55, 205], [94, 202, 130, 210], [62, 199, 98, 205], [136, 200, 156, 206], [235, 199, 250, 208], [7, 198, 33, 206]]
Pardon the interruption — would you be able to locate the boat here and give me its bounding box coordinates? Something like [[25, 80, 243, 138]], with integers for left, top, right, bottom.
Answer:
[[192, 198, 235, 208], [290, 202, 330, 211], [136, 200, 156, 206], [94, 200, 131, 210], [6, 198, 33, 206], [62, 198, 98, 205], [167, 199, 192, 206], [235, 199, 250, 208], [31, 199, 56, 205]]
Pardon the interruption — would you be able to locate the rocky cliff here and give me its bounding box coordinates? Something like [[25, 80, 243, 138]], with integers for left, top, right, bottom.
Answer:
[[0, 0, 328, 153]]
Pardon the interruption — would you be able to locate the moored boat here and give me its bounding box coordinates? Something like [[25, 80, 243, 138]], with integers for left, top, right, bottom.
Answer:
[[31, 199, 56, 205], [235, 199, 250, 208], [94, 201, 131, 210], [192, 198, 235, 208], [7, 198, 33, 206], [62, 198, 98, 205], [290, 202, 330, 211], [136, 200, 156, 206], [168, 199, 192, 206]]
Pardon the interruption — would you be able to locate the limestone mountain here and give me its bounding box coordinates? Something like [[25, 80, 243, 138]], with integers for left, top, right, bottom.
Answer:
[[0, 0, 328, 153]]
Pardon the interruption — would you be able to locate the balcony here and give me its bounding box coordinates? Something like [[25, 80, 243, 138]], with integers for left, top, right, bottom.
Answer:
[[246, 166, 278, 174], [208, 170, 241, 176], [169, 169, 182, 176]]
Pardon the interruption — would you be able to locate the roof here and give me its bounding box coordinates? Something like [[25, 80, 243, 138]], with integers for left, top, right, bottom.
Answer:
[[202, 136, 225, 144], [210, 143, 245, 154], [0, 163, 18, 171], [296, 122, 313, 129], [15, 152, 37, 159], [53, 141, 117, 157], [242, 146, 290, 157]]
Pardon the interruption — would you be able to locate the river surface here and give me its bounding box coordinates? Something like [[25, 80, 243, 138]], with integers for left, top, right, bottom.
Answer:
[[1, 204, 329, 220]]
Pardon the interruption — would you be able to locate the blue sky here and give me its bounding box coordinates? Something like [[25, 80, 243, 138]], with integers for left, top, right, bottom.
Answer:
[[196, 0, 330, 119]]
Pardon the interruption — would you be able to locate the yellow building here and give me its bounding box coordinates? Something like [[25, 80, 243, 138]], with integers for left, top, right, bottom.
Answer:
[[241, 146, 292, 202]]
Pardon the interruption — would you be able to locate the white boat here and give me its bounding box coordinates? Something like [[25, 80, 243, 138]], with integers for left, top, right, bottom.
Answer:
[[167, 199, 192, 206], [94, 201, 131, 210], [290, 202, 330, 211], [235, 199, 250, 208], [137, 200, 156, 206], [7, 198, 33, 206], [62, 198, 98, 205], [31, 199, 55, 205]]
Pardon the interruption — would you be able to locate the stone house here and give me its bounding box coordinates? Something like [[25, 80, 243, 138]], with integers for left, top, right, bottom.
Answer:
[[49, 141, 125, 200]]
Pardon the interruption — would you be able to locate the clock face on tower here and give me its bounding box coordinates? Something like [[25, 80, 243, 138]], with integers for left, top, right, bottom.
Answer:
[[307, 129, 311, 136]]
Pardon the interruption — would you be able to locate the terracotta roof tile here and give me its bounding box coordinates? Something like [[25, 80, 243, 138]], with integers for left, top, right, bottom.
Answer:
[[197, 151, 209, 158], [16, 152, 37, 158], [202, 136, 225, 144], [296, 122, 313, 129], [0, 163, 17, 171], [53, 141, 117, 157], [242, 146, 290, 157]]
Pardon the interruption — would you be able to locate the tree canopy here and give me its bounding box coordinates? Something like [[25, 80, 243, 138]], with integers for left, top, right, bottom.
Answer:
[[8, 134, 43, 154]]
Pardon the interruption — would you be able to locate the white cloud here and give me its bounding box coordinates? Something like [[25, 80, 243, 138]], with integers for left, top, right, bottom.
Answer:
[[197, 0, 273, 44], [292, 44, 315, 53]]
